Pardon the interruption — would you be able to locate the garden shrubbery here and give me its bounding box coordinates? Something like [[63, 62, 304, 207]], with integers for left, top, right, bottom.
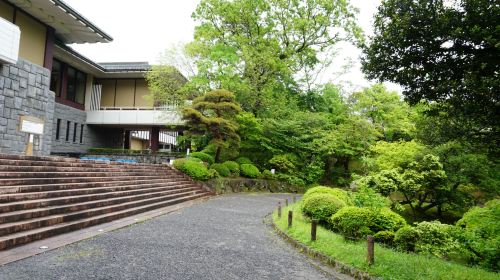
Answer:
[[236, 157, 253, 165], [301, 193, 346, 222], [330, 206, 373, 239], [190, 152, 215, 165], [240, 163, 261, 178], [303, 186, 351, 205], [222, 161, 240, 176], [210, 163, 231, 177], [177, 159, 212, 181]]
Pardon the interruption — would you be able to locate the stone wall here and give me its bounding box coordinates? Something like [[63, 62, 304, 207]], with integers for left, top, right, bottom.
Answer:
[[51, 102, 124, 154], [0, 59, 54, 156]]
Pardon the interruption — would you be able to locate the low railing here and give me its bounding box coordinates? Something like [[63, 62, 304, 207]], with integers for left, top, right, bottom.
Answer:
[[99, 105, 178, 111]]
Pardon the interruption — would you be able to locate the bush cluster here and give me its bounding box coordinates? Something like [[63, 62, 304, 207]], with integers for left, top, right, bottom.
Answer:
[[236, 157, 253, 165], [240, 164, 260, 178], [173, 158, 216, 181], [190, 152, 215, 165], [210, 163, 231, 177], [303, 186, 351, 205], [301, 194, 346, 222], [222, 161, 240, 176]]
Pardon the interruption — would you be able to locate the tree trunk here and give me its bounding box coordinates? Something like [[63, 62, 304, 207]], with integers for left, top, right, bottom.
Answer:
[[215, 145, 222, 163]]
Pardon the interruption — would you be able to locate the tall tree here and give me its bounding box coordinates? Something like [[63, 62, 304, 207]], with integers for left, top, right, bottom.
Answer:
[[362, 0, 499, 149], [182, 89, 241, 162], [189, 0, 362, 115]]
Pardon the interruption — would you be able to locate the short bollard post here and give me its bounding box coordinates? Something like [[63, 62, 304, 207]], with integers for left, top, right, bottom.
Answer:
[[288, 210, 293, 228], [285, 198, 288, 207], [277, 202, 282, 218], [367, 235, 375, 266], [311, 219, 318, 241]]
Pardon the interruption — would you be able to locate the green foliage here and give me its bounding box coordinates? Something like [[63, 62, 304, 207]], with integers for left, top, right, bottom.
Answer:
[[178, 160, 212, 181], [330, 206, 373, 240], [190, 152, 215, 165], [275, 174, 306, 188], [222, 161, 240, 176], [351, 186, 390, 210], [240, 164, 261, 178], [207, 168, 220, 179], [269, 154, 296, 174], [210, 163, 230, 177], [145, 65, 189, 104], [395, 221, 461, 259], [236, 157, 253, 165], [457, 199, 500, 270], [172, 158, 189, 170], [371, 208, 407, 233], [362, 0, 499, 148], [301, 194, 346, 223], [260, 170, 276, 180], [367, 140, 426, 171], [303, 186, 351, 205], [373, 230, 395, 246], [182, 89, 242, 162]]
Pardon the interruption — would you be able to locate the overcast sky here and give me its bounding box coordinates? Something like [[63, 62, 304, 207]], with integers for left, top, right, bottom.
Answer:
[[65, 0, 400, 92]]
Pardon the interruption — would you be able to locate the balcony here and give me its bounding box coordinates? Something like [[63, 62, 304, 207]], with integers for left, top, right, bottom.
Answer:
[[86, 106, 183, 126]]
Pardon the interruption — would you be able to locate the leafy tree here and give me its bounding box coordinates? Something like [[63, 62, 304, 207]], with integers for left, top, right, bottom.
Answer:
[[189, 0, 362, 115], [366, 140, 426, 171], [182, 89, 242, 162], [362, 0, 499, 148], [349, 84, 416, 141], [145, 65, 189, 105]]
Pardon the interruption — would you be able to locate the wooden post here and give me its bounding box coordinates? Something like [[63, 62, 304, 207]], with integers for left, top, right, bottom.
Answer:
[[285, 198, 288, 207], [367, 235, 374, 265], [277, 202, 282, 218], [311, 219, 318, 241], [288, 210, 293, 228]]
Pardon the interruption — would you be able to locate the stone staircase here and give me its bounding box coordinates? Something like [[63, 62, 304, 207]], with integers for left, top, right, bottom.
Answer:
[[0, 154, 212, 250]]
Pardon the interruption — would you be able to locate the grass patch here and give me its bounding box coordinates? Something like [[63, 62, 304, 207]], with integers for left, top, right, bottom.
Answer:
[[273, 203, 498, 280]]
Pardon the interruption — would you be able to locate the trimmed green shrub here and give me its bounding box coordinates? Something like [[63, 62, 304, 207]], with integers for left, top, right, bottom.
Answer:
[[301, 194, 346, 223], [178, 160, 211, 181], [330, 206, 373, 239], [456, 199, 500, 270], [240, 164, 260, 178], [394, 226, 419, 252], [208, 168, 220, 179], [190, 152, 215, 165], [173, 158, 189, 170], [210, 163, 230, 177], [222, 161, 240, 176], [236, 157, 253, 165], [303, 186, 351, 205], [352, 186, 390, 210], [201, 144, 217, 156], [374, 230, 395, 246], [261, 170, 276, 180], [371, 207, 407, 233], [395, 221, 461, 258], [276, 174, 306, 187]]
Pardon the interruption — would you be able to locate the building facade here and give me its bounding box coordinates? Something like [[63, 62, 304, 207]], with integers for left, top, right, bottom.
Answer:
[[0, 0, 182, 156]]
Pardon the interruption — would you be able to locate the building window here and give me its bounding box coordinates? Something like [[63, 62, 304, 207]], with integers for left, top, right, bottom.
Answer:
[[55, 119, 61, 140], [80, 124, 84, 144], [50, 60, 62, 97], [73, 123, 78, 143], [66, 121, 70, 141]]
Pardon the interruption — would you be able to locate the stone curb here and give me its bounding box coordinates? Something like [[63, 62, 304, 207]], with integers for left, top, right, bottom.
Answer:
[[266, 214, 379, 280]]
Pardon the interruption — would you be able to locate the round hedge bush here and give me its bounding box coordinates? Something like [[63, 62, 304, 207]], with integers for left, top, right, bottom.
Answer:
[[236, 157, 253, 165], [301, 193, 346, 222], [190, 152, 215, 165], [371, 207, 407, 233], [173, 158, 189, 170], [210, 163, 231, 177], [303, 186, 351, 205], [261, 170, 276, 180], [222, 161, 240, 176], [179, 160, 211, 181], [330, 206, 373, 239], [240, 164, 260, 178], [374, 230, 396, 246]]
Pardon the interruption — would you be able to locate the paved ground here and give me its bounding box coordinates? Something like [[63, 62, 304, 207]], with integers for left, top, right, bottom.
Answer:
[[0, 194, 351, 280]]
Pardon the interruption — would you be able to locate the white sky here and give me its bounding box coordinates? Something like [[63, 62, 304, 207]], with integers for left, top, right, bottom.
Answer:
[[66, 0, 401, 92]]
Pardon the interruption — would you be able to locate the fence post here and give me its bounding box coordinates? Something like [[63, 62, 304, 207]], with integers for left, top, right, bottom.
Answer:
[[311, 219, 318, 241], [367, 235, 374, 266], [288, 210, 293, 228], [277, 202, 282, 218]]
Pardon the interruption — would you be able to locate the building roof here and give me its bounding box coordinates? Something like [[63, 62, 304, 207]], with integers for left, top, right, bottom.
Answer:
[[7, 0, 112, 44], [100, 62, 152, 72]]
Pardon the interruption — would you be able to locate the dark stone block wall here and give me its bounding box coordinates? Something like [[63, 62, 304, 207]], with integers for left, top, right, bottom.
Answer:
[[0, 59, 54, 156]]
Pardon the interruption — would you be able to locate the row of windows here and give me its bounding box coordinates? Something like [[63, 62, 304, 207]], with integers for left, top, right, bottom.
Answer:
[[50, 59, 86, 105], [55, 119, 84, 144]]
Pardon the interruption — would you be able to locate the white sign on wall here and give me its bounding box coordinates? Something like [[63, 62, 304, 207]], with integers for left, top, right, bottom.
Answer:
[[0, 17, 20, 64], [19, 116, 44, 135]]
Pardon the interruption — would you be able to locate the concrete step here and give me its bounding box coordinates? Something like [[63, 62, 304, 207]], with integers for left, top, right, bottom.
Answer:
[[0, 159, 169, 170], [0, 170, 177, 178], [0, 165, 131, 173], [0, 180, 194, 202], [0, 185, 200, 223], [0, 178, 190, 194], [0, 175, 184, 186], [0, 188, 203, 236], [0, 192, 209, 250]]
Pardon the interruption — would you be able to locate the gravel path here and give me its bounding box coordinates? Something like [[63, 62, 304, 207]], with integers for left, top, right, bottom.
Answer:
[[0, 194, 352, 280]]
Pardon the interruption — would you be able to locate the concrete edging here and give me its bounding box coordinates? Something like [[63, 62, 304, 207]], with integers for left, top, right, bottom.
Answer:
[[267, 214, 378, 280]]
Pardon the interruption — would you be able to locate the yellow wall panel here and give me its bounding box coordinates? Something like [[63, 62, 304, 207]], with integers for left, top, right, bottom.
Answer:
[[17, 11, 46, 66], [0, 1, 14, 22], [100, 80, 116, 107], [130, 138, 148, 150], [115, 79, 135, 107], [134, 79, 153, 107]]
